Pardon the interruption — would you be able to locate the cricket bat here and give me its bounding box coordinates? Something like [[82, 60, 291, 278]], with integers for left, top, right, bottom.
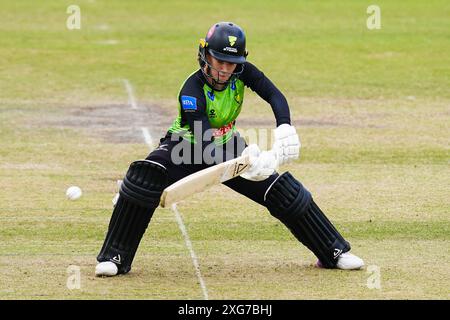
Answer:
[[159, 154, 250, 208]]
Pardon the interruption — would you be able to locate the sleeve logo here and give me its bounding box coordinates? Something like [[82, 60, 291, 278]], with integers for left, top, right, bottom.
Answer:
[[181, 95, 197, 110]]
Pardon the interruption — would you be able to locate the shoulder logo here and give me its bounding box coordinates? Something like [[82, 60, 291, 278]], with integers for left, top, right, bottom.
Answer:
[[228, 36, 237, 46], [181, 95, 197, 111]]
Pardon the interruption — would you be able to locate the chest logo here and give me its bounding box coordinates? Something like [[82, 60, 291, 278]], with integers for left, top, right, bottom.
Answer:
[[209, 109, 217, 118], [213, 122, 234, 138], [234, 93, 242, 105], [207, 91, 215, 101]]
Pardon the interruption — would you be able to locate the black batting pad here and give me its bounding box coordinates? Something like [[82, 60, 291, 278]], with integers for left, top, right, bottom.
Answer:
[[97, 160, 168, 274], [265, 172, 350, 268]]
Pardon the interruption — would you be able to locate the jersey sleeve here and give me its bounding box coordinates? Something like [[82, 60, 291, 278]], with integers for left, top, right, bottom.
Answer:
[[178, 73, 216, 159], [178, 73, 210, 138], [240, 62, 291, 126]]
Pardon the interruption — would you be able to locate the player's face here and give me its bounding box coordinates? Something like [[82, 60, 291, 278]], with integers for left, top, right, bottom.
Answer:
[[207, 55, 237, 83]]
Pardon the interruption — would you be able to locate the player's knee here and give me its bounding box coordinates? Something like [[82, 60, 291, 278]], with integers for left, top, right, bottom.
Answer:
[[264, 172, 311, 220], [120, 160, 169, 208]]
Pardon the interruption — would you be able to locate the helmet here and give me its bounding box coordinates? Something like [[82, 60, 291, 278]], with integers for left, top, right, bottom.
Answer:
[[198, 22, 248, 85], [201, 22, 247, 64]]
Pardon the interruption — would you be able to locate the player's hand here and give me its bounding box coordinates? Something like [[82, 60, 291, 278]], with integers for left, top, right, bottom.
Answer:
[[241, 144, 278, 181], [272, 124, 300, 165]]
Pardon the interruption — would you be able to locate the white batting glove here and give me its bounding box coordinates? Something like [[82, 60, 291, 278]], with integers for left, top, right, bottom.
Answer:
[[272, 124, 300, 165], [241, 144, 278, 181]]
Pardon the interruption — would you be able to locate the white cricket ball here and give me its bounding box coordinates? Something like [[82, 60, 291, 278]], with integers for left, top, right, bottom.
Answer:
[[66, 186, 82, 200]]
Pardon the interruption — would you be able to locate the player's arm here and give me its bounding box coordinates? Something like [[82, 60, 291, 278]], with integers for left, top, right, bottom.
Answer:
[[240, 62, 291, 126], [241, 62, 300, 164]]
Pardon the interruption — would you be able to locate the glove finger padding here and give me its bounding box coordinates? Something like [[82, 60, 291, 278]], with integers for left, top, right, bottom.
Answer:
[[241, 150, 278, 181], [272, 124, 301, 165]]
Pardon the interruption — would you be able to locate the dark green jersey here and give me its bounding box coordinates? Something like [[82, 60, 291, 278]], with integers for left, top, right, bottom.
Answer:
[[168, 61, 291, 147]]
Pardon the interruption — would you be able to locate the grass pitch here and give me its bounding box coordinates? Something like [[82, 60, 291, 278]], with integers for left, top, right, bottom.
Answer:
[[0, 0, 449, 299]]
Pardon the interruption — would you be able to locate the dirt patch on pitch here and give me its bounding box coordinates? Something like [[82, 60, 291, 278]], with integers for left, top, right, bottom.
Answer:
[[45, 103, 174, 144]]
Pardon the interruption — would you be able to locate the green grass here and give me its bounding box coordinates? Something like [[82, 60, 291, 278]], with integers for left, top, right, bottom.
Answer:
[[0, 0, 449, 299], [1, 0, 449, 102]]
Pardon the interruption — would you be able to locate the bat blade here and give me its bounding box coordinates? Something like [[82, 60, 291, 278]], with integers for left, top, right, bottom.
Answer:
[[159, 154, 250, 208]]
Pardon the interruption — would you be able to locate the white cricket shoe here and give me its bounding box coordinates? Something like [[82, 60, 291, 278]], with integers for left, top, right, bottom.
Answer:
[[95, 261, 118, 277], [316, 252, 364, 270], [336, 252, 365, 270]]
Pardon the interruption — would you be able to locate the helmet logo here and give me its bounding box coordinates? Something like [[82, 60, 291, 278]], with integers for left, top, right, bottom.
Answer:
[[199, 38, 207, 48], [228, 36, 237, 46]]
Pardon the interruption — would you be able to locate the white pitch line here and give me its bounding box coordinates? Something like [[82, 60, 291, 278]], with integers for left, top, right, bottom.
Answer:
[[125, 79, 208, 300], [141, 127, 153, 149], [172, 203, 209, 300], [122, 79, 138, 110]]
